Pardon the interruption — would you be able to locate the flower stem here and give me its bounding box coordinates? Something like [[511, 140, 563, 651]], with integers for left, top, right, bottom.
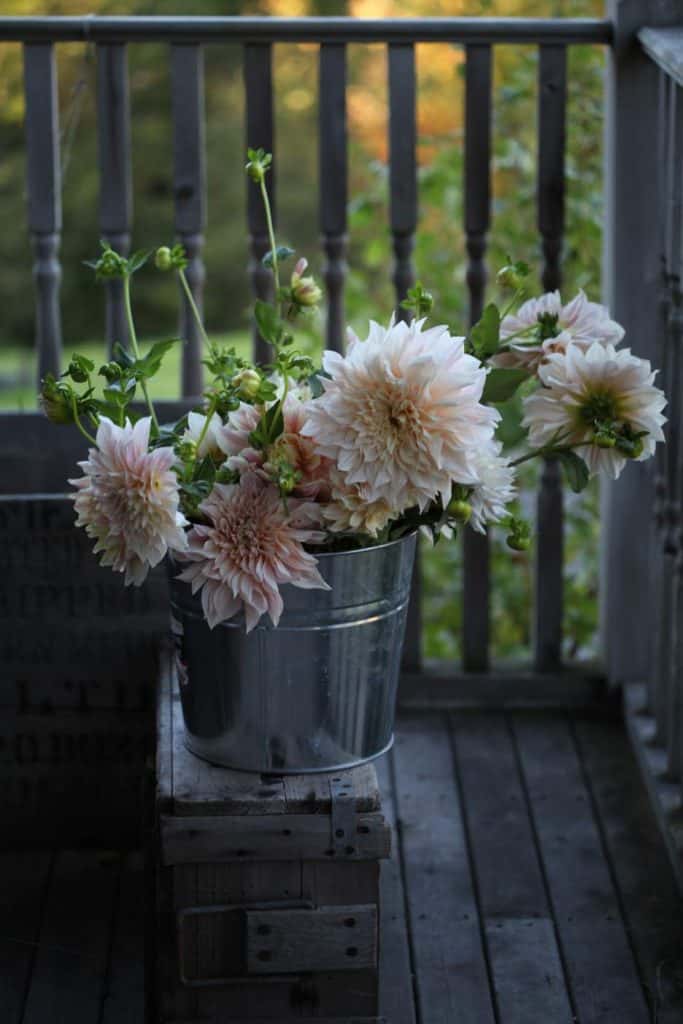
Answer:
[[71, 395, 97, 446], [178, 268, 211, 350], [499, 287, 525, 321], [259, 176, 280, 299], [123, 273, 160, 434], [195, 396, 217, 452]]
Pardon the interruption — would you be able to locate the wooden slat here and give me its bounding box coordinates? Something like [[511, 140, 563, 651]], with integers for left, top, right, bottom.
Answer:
[[245, 904, 377, 974], [399, 664, 608, 709], [575, 714, 683, 1022], [512, 712, 650, 1021], [388, 42, 421, 674], [462, 44, 492, 673], [23, 42, 62, 385], [22, 850, 120, 1024], [319, 42, 347, 354], [374, 755, 417, 1024], [0, 851, 53, 1024], [97, 42, 132, 356], [392, 714, 496, 1023], [172, 43, 207, 397], [534, 44, 567, 672], [451, 713, 574, 1021], [244, 42, 275, 364], [100, 852, 145, 1024]]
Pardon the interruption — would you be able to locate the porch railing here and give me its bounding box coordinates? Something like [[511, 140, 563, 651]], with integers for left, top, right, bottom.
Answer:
[[4, 11, 682, 708]]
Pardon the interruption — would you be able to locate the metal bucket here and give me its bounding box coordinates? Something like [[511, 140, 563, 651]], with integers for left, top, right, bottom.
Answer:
[[168, 530, 416, 774]]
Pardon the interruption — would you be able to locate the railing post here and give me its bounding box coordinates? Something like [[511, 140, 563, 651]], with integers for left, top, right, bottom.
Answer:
[[601, 0, 680, 687]]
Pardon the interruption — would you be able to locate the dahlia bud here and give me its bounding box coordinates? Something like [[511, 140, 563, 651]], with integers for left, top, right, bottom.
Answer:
[[176, 439, 198, 462], [447, 497, 473, 524], [290, 258, 322, 308], [40, 375, 75, 426], [245, 148, 272, 183], [155, 246, 173, 271], [593, 431, 616, 449], [507, 533, 531, 552], [496, 259, 529, 291], [232, 368, 261, 400]]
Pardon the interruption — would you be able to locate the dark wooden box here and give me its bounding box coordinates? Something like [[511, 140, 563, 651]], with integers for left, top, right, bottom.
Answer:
[[149, 652, 391, 1023]]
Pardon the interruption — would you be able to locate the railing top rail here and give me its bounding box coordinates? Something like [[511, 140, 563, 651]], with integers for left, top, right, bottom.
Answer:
[[640, 27, 683, 88], [0, 16, 613, 46]]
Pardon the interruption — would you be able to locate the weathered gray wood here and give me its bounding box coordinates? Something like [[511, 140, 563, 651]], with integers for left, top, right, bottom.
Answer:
[[602, 0, 682, 686], [512, 710, 650, 1021], [161, 811, 391, 864], [534, 45, 566, 673], [97, 43, 132, 355], [244, 42, 275, 364], [640, 26, 683, 87], [388, 43, 421, 675], [399, 664, 609, 709], [462, 44, 492, 673], [0, 851, 52, 1024], [172, 43, 206, 397], [319, 42, 347, 354], [575, 711, 683, 1021], [246, 904, 377, 974], [22, 850, 119, 1024], [392, 714, 496, 1023], [624, 683, 683, 894], [451, 713, 574, 1021], [100, 851, 145, 1024], [23, 42, 62, 384], [374, 754, 417, 1024]]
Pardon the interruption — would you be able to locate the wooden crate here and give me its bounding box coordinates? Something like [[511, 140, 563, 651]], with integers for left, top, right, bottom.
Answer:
[[149, 652, 391, 1023]]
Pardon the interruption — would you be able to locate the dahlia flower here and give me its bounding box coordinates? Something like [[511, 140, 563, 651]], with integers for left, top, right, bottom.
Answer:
[[302, 317, 499, 513], [323, 469, 396, 537], [70, 417, 188, 585], [177, 473, 329, 630], [182, 410, 223, 460], [217, 395, 331, 499], [467, 442, 517, 534], [522, 342, 666, 479], [494, 290, 624, 372]]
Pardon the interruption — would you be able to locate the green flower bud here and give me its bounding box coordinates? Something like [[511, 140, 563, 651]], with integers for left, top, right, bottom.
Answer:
[[593, 431, 616, 449], [176, 439, 198, 462], [155, 246, 173, 271], [290, 258, 322, 308], [447, 498, 473, 524], [245, 148, 272, 183], [507, 533, 531, 552], [233, 368, 262, 401], [40, 375, 75, 425]]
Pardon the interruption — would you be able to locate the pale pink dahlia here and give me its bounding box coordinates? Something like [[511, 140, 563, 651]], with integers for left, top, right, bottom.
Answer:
[[70, 417, 188, 585], [323, 468, 396, 538], [182, 410, 223, 460], [301, 317, 499, 512], [177, 473, 329, 630], [494, 290, 625, 373], [217, 395, 332, 499], [467, 441, 517, 534], [523, 342, 667, 479]]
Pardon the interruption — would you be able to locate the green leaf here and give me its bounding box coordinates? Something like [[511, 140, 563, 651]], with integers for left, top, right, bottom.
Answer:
[[308, 370, 330, 399], [193, 455, 216, 485], [469, 303, 501, 360], [254, 300, 284, 346], [112, 342, 135, 369], [127, 249, 152, 275], [137, 338, 182, 378], [482, 367, 530, 404], [555, 449, 590, 493], [262, 246, 295, 269]]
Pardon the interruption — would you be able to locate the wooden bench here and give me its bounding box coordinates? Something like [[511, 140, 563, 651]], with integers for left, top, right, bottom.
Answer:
[[149, 651, 391, 1022]]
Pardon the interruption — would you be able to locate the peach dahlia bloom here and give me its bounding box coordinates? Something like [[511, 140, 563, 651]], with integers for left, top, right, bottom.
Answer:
[[302, 317, 499, 513], [177, 473, 329, 630], [323, 468, 396, 537], [523, 342, 667, 479], [468, 441, 517, 534], [70, 417, 188, 585], [494, 290, 625, 373]]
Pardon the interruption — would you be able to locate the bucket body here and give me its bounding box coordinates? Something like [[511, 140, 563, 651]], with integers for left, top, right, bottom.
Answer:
[[168, 531, 417, 773]]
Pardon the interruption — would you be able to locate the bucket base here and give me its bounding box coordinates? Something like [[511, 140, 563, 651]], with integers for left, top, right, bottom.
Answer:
[[182, 732, 395, 775]]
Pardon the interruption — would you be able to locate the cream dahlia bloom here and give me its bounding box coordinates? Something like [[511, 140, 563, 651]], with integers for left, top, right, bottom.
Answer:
[[302, 317, 499, 512], [468, 442, 517, 534], [177, 473, 329, 630], [70, 417, 188, 585], [217, 395, 331, 499], [323, 468, 396, 537], [494, 290, 625, 373], [182, 410, 223, 460], [523, 342, 667, 479]]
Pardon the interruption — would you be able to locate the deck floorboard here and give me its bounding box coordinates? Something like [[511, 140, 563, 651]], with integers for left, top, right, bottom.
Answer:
[[2, 710, 682, 1023]]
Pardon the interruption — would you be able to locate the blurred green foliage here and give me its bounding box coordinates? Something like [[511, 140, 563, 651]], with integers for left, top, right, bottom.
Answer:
[[0, 0, 604, 665]]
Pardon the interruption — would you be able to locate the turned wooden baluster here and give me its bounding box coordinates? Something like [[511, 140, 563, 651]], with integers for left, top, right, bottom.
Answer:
[[97, 43, 132, 356], [463, 43, 492, 673], [534, 45, 567, 673], [23, 43, 62, 386], [244, 43, 275, 366], [319, 43, 348, 355], [172, 43, 207, 397], [389, 42, 420, 673]]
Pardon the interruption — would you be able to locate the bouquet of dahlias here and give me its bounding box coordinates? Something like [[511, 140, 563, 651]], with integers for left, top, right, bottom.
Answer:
[[41, 151, 667, 632]]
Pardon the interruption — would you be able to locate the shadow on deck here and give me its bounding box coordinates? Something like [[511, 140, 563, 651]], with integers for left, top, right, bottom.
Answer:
[[2, 709, 683, 1024]]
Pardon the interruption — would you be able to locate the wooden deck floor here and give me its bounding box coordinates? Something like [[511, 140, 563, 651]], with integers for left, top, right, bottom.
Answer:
[[2, 710, 683, 1024]]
